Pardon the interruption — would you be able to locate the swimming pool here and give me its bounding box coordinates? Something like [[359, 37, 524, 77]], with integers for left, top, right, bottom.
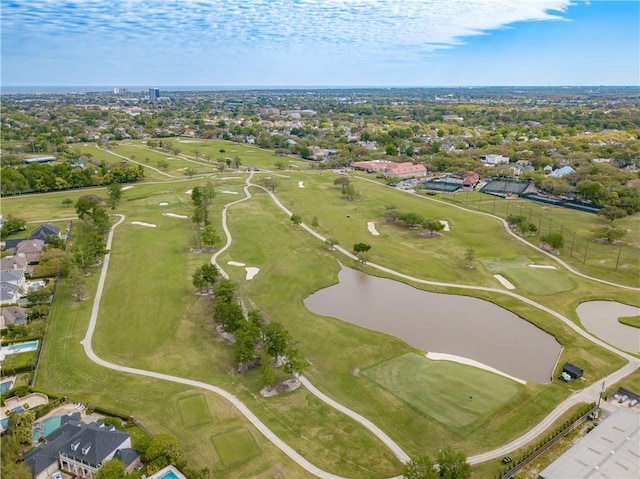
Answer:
[[158, 471, 181, 479], [0, 380, 13, 393], [3, 341, 39, 354], [0, 418, 9, 430], [32, 415, 63, 441]]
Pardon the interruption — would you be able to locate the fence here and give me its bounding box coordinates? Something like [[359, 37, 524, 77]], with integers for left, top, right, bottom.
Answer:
[[437, 192, 639, 275]]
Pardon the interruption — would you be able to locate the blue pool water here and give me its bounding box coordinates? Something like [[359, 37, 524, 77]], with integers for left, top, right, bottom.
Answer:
[[11, 406, 24, 413], [0, 418, 9, 430], [32, 415, 63, 441], [158, 470, 183, 479], [7, 341, 39, 352], [0, 380, 13, 393]]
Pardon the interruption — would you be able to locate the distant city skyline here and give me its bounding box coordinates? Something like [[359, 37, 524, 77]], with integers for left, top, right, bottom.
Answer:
[[1, 0, 638, 88]]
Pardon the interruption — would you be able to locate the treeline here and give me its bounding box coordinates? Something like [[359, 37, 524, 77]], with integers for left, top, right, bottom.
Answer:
[[0, 160, 145, 196]]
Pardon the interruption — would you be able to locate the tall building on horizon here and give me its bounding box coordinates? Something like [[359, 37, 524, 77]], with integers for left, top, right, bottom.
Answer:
[[149, 88, 160, 101]]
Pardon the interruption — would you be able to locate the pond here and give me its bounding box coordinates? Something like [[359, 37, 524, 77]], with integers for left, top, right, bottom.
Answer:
[[304, 266, 563, 383], [576, 301, 640, 354]]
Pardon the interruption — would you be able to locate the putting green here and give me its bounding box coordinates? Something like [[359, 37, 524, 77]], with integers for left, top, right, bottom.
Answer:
[[211, 428, 261, 465], [363, 354, 522, 436], [481, 256, 576, 295], [178, 394, 211, 428]]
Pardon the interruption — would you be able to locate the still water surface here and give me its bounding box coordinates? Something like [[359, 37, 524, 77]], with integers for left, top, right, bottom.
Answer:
[[576, 301, 640, 354], [304, 266, 562, 383]]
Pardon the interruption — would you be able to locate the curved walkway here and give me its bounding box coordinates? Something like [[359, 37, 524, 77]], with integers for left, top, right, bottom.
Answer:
[[247, 176, 640, 463]]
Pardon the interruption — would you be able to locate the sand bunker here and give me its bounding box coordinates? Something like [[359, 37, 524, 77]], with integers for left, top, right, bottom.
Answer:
[[494, 274, 515, 289], [227, 261, 246, 267], [439, 220, 450, 232], [131, 221, 157, 228], [298, 181, 305, 188], [185, 189, 193, 195], [528, 264, 557, 269], [121, 185, 134, 191], [245, 267, 260, 280], [158, 202, 169, 206], [164, 213, 188, 219], [367, 222, 380, 236], [426, 352, 526, 385], [222, 190, 239, 195]]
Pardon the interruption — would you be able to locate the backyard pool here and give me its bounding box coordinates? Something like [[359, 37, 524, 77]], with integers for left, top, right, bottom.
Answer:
[[2, 341, 39, 355], [32, 415, 63, 441], [0, 380, 13, 393], [0, 418, 9, 430]]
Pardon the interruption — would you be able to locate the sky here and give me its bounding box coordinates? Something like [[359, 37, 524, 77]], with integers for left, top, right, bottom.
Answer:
[[1, 0, 639, 87]]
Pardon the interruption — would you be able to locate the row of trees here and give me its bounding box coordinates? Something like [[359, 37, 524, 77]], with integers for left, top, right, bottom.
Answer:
[[384, 205, 445, 236], [403, 448, 471, 479]]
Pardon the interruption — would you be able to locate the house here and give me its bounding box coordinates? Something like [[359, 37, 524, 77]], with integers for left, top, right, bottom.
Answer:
[[0, 306, 29, 328], [23, 416, 141, 479], [0, 255, 33, 275], [561, 362, 583, 381], [462, 172, 480, 187], [480, 154, 509, 166], [0, 270, 26, 305], [351, 160, 395, 173], [383, 162, 427, 179], [549, 166, 576, 178], [15, 239, 45, 264], [29, 224, 61, 241]]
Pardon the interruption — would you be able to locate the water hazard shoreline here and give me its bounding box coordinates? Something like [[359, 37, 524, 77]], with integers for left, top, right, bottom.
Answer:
[[304, 266, 563, 384]]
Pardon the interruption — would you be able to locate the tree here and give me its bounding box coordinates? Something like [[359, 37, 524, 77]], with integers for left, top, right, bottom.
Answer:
[[234, 321, 261, 366], [403, 455, 439, 479], [274, 160, 287, 170], [598, 205, 627, 223], [216, 161, 226, 173], [248, 309, 265, 331], [26, 287, 51, 306], [325, 238, 339, 251], [201, 224, 220, 247], [157, 159, 169, 171], [143, 433, 182, 472], [95, 458, 126, 479], [593, 225, 626, 243], [436, 447, 471, 479], [464, 247, 475, 268], [264, 322, 291, 364], [214, 279, 236, 304], [192, 268, 207, 293], [62, 197, 73, 207], [259, 177, 279, 192], [353, 242, 371, 253], [8, 409, 36, 444], [0, 214, 27, 237], [542, 232, 564, 251], [259, 351, 276, 389], [68, 264, 87, 301], [75, 195, 101, 220], [107, 182, 123, 211], [290, 214, 302, 225], [356, 251, 369, 267], [334, 176, 351, 186], [399, 212, 424, 228], [311, 216, 319, 228], [422, 219, 444, 236], [342, 183, 356, 200], [283, 344, 308, 378], [214, 302, 243, 333], [184, 167, 197, 177], [200, 263, 219, 289]]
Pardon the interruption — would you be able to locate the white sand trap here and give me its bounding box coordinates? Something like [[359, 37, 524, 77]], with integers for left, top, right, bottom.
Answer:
[[298, 181, 305, 188], [367, 222, 380, 236], [185, 189, 193, 195], [528, 264, 557, 269], [227, 261, 246, 267], [121, 185, 134, 191], [494, 274, 515, 289], [164, 213, 188, 219], [218, 176, 242, 180], [158, 202, 169, 206], [131, 221, 157, 228], [439, 220, 450, 232], [426, 352, 527, 385], [275, 174, 290, 178], [221, 190, 239, 195], [176, 167, 187, 171], [245, 267, 260, 280]]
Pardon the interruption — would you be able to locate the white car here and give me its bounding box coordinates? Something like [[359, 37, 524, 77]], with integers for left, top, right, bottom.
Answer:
[[53, 473, 63, 479]]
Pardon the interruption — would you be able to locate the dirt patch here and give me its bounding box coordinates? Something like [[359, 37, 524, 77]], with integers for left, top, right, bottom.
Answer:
[[216, 325, 235, 343]]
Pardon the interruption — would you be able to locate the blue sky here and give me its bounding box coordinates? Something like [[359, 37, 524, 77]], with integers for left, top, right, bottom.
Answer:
[[1, 0, 638, 87]]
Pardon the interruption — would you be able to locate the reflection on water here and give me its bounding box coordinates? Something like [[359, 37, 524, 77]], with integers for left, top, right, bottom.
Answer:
[[577, 301, 640, 354], [304, 266, 562, 383]]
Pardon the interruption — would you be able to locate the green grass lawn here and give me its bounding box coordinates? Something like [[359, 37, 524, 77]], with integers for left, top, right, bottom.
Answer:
[[363, 354, 522, 436], [2, 351, 37, 372], [618, 315, 640, 328], [481, 257, 576, 295], [211, 428, 261, 466], [13, 147, 636, 477]]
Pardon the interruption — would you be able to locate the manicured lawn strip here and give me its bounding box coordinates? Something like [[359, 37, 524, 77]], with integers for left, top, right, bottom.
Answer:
[[211, 428, 261, 466], [618, 315, 640, 328], [363, 354, 522, 434], [178, 394, 211, 428], [481, 257, 576, 295], [225, 190, 627, 457], [2, 351, 38, 371], [34, 226, 319, 478], [112, 144, 219, 176], [87, 186, 403, 478]]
